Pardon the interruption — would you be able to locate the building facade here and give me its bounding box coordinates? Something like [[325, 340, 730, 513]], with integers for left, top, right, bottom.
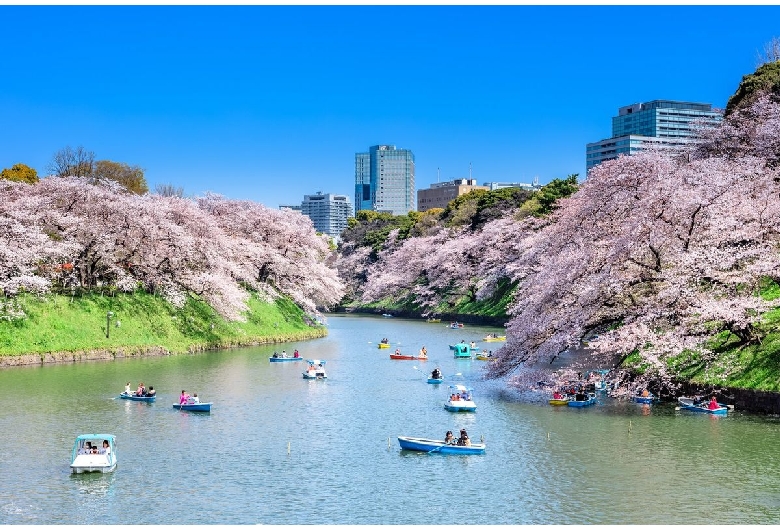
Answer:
[[417, 179, 489, 212], [586, 100, 723, 172], [354, 144, 415, 215], [301, 192, 353, 238]]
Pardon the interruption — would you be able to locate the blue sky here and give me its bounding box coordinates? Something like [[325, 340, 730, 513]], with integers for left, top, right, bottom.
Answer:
[[2, 5, 779, 208]]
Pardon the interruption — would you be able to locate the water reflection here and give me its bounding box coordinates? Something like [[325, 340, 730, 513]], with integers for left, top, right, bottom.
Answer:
[[0, 315, 779, 524]]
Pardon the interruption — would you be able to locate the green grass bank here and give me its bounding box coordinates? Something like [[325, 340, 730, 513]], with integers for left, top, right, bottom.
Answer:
[[0, 291, 325, 366]]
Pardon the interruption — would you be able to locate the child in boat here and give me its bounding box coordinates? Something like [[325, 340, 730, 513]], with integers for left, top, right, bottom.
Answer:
[[708, 396, 720, 410], [147, 386, 156, 397], [444, 431, 454, 444], [180, 390, 190, 405], [124, 382, 132, 395]]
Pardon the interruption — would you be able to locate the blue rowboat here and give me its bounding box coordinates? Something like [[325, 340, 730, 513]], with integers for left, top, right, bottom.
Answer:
[[677, 397, 728, 415], [397, 436, 485, 455], [173, 402, 212, 412], [428, 377, 444, 384], [567, 393, 596, 407], [119, 392, 155, 402], [269, 356, 304, 362]]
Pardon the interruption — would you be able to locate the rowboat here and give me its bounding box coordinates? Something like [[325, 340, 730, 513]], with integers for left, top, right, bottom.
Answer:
[[269, 356, 304, 362], [173, 402, 212, 412], [378, 342, 391, 349], [119, 392, 155, 402], [483, 335, 506, 342], [567, 392, 596, 407], [428, 377, 444, 384], [382, 313, 393, 318], [70, 434, 117, 473], [475, 354, 494, 361], [549, 394, 570, 406], [397, 436, 485, 455], [677, 396, 728, 415], [449, 322, 464, 329], [444, 384, 476, 412], [303, 359, 327, 379], [390, 354, 427, 361], [426, 318, 441, 323], [633, 393, 656, 404]]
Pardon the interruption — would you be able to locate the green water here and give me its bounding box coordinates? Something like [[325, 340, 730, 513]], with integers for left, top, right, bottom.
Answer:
[[0, 314, 779, 524]]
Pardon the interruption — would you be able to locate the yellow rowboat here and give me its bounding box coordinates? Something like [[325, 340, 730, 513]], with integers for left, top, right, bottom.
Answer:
[[475, 355, 495, 361], [549, 398, 570, 406], [378, 343, 391, 349], [426, 318, 441, 323], [483, 336, 506, 342]]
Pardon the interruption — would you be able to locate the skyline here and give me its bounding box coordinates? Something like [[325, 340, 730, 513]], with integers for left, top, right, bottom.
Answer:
[[2, 5, 779, 209]]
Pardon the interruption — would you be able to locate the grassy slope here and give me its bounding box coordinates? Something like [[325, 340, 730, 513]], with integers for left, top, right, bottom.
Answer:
[[0, 291, 323, 356]]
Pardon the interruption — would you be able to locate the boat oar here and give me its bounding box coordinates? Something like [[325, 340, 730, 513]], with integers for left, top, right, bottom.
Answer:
[[427, 445, 443, 454]]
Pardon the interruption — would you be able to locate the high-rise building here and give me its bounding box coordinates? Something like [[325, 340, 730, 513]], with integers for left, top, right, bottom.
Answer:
[[586, 100, 723, 172], [301, 192, 353, 238], [354, 144, 415, 215], [417, 179, 489, 212]]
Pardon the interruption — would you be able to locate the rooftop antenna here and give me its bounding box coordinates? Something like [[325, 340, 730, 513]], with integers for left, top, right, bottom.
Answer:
[[469, 162, 472, 180]]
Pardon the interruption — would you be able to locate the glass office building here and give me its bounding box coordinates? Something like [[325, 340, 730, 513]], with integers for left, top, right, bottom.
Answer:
[[354, 145, 415, 215], [586, 100, 723, 172], [301, 192, 353, 238]]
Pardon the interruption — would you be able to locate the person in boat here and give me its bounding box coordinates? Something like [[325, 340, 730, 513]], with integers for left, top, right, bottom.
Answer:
[[708, 396, 720, 410], [190, 393, 200, 404], [90, 442, 99, 454], [137, 382, 145, 396], [450, 393, 460, 401], [146, 386, 155, 397], [419, 346, 427, 358], [272, 351, 279, 358], [79, 442, 92, 455], [395, 348, 401, 355], [124, 381, 132, 395], [470, 341, 476, 348], [293, 350, 299, 358], [641, 389, 650, 398], [457, 429, 471, 446], [180, 390, 190, 405], [460, 390, 470, 401], [381, 338, 388, 344], [431, 368, 441, 379], [444, 431, 455, 444], [281, 350, 287, 358], [100, 440, 111, 455], [552, 390, 563, 400]]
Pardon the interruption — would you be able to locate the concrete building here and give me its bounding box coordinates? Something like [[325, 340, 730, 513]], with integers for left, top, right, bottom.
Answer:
[[355, 144, 415, 215], [417, 179, 489, 212], [586, 100, 723, 172], [301, 192, 353, 238]]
